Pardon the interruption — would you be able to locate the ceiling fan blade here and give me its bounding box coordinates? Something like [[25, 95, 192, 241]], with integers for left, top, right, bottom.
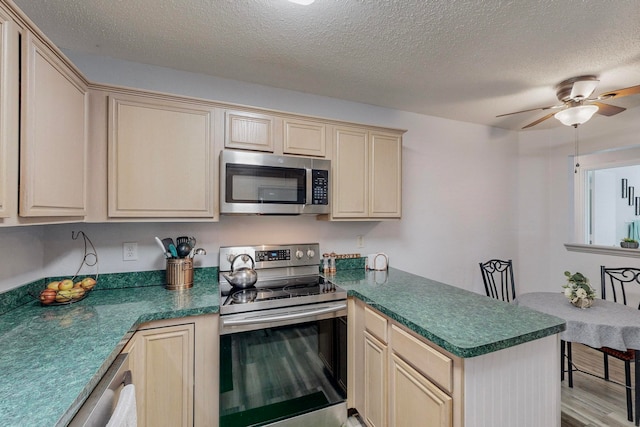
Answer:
[[597, 85, 640, 100], [570, 79, 599, 100], [522, 112, 557, 129], [592, 101, 626, 117], [496, 104, 560, 118]]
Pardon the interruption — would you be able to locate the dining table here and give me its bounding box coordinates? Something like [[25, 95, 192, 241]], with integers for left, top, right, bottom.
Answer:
[[515, 292, 640, 352], [516, 291, 640, 425]]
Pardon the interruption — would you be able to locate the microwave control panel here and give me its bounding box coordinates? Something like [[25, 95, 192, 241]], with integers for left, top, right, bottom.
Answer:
[[311, 170, 329, 205]]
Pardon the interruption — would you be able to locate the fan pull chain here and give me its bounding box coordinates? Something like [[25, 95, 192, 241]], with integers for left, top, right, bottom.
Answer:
[[574, 124, 580, 174]]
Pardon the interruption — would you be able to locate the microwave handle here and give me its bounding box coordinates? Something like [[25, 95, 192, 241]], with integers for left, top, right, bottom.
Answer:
[[222, 302, 346, 326]]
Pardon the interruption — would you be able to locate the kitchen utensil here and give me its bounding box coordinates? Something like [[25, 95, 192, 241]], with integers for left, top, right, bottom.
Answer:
[[176, 242, 192, 258], [188, 237, 196, 248], [194, 248, 206, 256], [161, 237, 174, 251], [176, 236, 189, 246], [168, 243, 178, 258], [155, 236, 170, 258], [222, 254, 258, 288]]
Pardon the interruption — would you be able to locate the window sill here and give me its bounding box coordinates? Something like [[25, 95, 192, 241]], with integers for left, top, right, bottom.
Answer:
[[564, 243, 640, 258]]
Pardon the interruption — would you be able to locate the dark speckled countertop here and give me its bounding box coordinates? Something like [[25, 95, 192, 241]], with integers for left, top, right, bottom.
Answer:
[[328, 268, 566, 358], [0, 281, 219, 427], [0, 266, 564, 427]]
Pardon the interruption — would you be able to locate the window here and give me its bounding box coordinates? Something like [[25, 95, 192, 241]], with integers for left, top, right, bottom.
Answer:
[[574, 146, 640, 246]]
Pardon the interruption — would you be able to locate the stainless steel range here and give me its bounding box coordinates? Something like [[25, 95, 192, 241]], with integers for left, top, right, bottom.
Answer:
[[218, 243, 348, 427]]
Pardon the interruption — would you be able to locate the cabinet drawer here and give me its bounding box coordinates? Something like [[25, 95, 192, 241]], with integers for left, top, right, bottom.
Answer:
[[391, 325, 453, 393], [364, 306, 388, 343]]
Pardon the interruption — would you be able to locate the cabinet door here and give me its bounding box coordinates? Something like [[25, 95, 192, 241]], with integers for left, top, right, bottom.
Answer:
[[225, 110, 275, 152], [390, 354, 452, 427], [370, 132, 402, 218], [20, 31, 88, 217], [128, 323, 195, 427], [283, 117, 326, 157], [108, 94, 215, 218], [333, 126, 368, 217], [364, 331, 388, 427], [0, 8, 18, 218]]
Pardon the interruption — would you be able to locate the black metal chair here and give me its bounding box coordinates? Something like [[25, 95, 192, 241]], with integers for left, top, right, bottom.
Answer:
[[479, 259, 516, 302], [598, 266, 640, 425]]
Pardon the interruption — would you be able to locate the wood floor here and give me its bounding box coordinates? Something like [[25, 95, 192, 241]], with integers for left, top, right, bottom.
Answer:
[[562, 343, 636, 427]]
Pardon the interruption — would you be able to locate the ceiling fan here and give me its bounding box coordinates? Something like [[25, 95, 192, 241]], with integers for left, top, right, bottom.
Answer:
[[497, 75, 640, 129]]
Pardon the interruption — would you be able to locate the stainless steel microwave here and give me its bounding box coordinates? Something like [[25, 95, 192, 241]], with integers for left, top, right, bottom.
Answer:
[[220, 150, 330, 215]]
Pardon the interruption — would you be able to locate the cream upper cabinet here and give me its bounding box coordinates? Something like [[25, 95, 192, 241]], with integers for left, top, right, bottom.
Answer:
[[20, 30, 88, 217], [224, 109, 327, 157], [108, 93, 216, 219], [370, 131, 402, 217], [283, 117, 326, 157], [332, 126, 403, 219], [224, 109, 275, 152], [0, 6, 18, 219], [333, 126, 369, 217]]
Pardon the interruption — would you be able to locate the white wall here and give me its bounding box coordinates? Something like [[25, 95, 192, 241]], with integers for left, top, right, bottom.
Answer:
[[0, 53, 520, 293], [0, 226, 45, 288], [516, 106, 640, 297]]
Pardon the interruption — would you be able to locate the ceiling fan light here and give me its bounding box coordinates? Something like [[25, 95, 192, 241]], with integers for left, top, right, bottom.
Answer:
[[554, 105, 599, 126]]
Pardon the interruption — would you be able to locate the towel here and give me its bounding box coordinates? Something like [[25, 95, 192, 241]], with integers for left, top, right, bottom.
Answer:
[[629, 221, 640, 241], [106, 384, 137, 427]]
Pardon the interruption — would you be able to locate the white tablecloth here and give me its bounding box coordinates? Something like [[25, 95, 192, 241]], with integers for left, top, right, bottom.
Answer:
[[516, 292, 640, 351]]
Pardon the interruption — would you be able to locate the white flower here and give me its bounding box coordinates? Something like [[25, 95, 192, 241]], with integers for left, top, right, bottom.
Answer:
[[576, 288, 587, 299], [564, 287, 573, 298]]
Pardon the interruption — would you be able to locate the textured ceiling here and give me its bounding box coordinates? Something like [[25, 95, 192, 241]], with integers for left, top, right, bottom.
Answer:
[[12, 0, 640, 130]]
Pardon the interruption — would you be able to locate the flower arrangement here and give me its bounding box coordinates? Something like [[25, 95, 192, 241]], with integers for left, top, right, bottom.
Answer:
[[563, 271, 596, 308]]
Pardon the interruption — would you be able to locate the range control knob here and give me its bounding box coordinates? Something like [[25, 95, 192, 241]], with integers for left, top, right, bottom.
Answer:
[[295, 249, 304, 259], [307, 249, 315, 258], [226, 253, 236, 263]]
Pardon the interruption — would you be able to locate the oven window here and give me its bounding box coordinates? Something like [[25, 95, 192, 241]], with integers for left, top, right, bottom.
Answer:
[[219, 318, 346, 426], [226, 164, 306, 204]]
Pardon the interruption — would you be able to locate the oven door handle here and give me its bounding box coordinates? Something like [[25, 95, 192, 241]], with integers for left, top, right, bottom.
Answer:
[[222, 302, 347, 326]]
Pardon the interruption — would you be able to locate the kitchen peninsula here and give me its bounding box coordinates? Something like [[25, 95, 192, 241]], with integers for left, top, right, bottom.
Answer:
[[0, 267, 564, 427]]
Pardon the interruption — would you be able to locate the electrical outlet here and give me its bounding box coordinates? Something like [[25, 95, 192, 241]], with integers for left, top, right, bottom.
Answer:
[[356, 235, 364, 248], [123, 242, 138, 261]]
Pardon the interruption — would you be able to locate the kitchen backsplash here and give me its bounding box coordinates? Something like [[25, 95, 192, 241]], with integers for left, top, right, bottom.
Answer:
[[0, 267, 219, 316], [1, 258, 367, 316]]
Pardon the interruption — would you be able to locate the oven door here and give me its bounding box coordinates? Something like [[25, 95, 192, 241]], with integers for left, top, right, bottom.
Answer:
[[219, 302, 347, 427]]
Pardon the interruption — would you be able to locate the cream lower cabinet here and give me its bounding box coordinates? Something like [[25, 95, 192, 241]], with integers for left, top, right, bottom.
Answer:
[[331, 126, 402, 220], [122, 314, 219, 427], [108, 93, 216, 219], [363, 331, 388, 427], [390, 349, 452, 427], [20, 29, 88, 217], [349, 299, 457, 427]]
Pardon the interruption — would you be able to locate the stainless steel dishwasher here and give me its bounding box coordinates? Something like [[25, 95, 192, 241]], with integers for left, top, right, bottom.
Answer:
[[69, 353, 132, 426]]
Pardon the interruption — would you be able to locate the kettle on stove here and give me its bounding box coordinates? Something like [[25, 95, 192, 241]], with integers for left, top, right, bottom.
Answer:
[[223, 254, 258, 288]]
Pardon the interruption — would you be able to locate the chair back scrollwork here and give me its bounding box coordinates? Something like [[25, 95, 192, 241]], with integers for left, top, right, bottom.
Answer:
[[479, 259, 516, 302]]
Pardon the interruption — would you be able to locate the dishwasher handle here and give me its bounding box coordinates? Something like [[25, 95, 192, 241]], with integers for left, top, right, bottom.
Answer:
[[68, 353, 131, 426]]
